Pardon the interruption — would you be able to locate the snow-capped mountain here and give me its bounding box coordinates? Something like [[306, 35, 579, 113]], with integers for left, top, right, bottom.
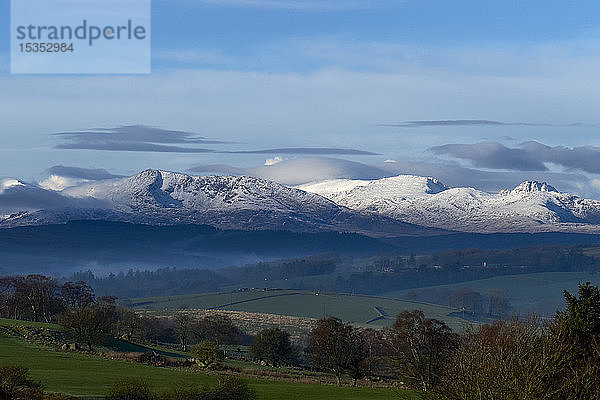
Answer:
[[0, 170, 430, 236], [298, 176, 600, 233], [2, 169, 600, 235]]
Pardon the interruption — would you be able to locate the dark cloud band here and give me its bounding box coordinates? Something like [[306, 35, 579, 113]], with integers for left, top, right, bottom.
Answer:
[[53, 125, 376, 155], [53, 125, 223, 153], [224, 148, 379, 155], [430, 141, 600, 174], [381, 120, 588, 128]]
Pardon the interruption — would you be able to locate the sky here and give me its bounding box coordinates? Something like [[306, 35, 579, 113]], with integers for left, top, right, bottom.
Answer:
[[2, 0, 600, 197]]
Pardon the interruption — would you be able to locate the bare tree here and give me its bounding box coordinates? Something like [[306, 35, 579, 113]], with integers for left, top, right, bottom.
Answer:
[[308, 317, 370, 386], [174, 313, 196, 351], [61, 281, 95, 309], [15, 275, 61, 322], [388, 310, 456, 392], [59, 300, 118, 350]]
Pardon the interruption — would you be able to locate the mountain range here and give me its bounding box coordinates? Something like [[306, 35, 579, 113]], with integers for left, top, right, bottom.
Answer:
[[2, 169, 600, 236]]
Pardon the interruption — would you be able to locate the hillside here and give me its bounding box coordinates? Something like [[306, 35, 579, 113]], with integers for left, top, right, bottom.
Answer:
[[127, 289, 468, 330], [384, 271, 600, 316], [0, 170, 437, 237], [4, 169, 600, 236], [299, 176, 600, 233]]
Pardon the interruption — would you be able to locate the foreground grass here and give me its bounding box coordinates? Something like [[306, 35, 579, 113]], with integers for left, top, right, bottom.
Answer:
[[0, 331, 402, 399]]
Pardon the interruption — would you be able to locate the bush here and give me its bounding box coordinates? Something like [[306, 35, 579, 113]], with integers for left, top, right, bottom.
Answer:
[[138, 351, 167, 366], [0, 365, 44, 400], [159, 385, 206, 400], [190, 341, 223, 368], [209, 377, 256, 400], [107, 377, 155, 400], [160, 377, 254, 400]]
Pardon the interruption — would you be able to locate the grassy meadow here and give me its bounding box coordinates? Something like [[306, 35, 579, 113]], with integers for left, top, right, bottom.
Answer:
[[385, 271, 600, 316], [0, 318, 406, 399], [126, 289, 467, 330]]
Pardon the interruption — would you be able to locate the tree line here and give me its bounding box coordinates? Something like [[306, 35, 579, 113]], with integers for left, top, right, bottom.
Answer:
[[0, 275, 94, 322], [0, 274, 249, 352], [61, 244, 600, 300], [68, 253, 339, 298]]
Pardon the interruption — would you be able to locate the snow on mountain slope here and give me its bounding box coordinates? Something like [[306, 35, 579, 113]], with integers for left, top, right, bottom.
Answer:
[[0, 178, 26, 192], [3, 169, 600, 235], [0, 170, 433, 236], [299, 175, 448, 202], [299, 176, 600, 233], [64, 169, 339, 213]]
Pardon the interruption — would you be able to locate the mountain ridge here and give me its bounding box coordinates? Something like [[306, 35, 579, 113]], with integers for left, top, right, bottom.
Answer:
[[2, 169, 600, 235], [0, 169, 437, 237], [299, 176, 600, 233]]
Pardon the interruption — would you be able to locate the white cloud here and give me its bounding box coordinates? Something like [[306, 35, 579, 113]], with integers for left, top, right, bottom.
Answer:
[[192, 157, 389, 185], [264, 156, 284, 166], [4, 35, 600, 180], [0, 179, 25, 194], [0, 182, 110, 214], [591, 179, 600, 192], [39, 175, 88, 191]]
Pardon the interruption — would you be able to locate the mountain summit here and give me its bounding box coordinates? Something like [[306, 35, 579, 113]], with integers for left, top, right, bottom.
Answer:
[[501, 181, 558, 195]]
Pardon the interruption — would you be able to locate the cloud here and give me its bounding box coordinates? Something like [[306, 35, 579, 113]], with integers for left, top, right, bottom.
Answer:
[[38, 166, 125, 191], [0, 179, 26, 193], [381, 120, 588, 128], [264, 156, 284, 166], [430, 142, 547, 171], [190, 156, 597, 197], [226, 147, 379, 155], [56, 142, 216, 153], [39, 176, 86, 191], [374, 160, 592, 196], [3, 60, 600, 181], [54, 125, 223, 153], [46, 166, 123, 181], [520, 141, 600, 174], [52, 125, 376, 155], [430, 141, 600, 174], [0, 182, 110, 214], [190, 157, 389, 185]]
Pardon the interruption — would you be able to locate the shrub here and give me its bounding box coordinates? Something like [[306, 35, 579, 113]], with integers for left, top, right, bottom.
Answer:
[[159, 385, 206, 400], [106, 377, 155, 400], [160, 377, 254, 400], [138, 351, 167, 366], [190, 341, 223, 368], [209, 376, 256, 400], [0, 365, 44, 400]]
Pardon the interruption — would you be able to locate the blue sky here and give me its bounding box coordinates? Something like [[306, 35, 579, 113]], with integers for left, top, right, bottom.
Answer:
[[2, 0, 600, 197]]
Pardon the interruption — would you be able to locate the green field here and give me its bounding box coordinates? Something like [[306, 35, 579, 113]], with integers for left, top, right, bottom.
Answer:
[[127, 289, 467, 329], [0, 321, 404, 399], [384, 271, 600, 316]]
